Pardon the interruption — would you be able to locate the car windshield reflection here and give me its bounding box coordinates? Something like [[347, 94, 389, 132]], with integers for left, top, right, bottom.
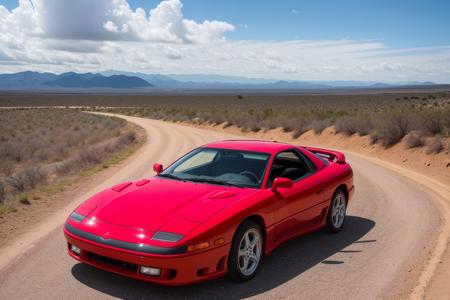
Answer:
[[159, 148, 270, 188]]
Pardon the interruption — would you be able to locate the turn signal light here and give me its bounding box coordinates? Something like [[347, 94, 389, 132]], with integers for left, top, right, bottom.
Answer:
[[187, 242, 210, 252], [214, 238, 225, 246]]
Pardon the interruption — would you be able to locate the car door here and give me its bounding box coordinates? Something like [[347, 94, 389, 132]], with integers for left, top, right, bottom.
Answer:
[[269, 149, 320, 242]]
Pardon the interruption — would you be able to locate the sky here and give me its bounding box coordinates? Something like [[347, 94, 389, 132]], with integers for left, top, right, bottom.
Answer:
[[0, 0, 450, 82]]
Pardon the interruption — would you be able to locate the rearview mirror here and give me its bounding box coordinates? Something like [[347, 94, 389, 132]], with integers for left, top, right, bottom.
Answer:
[[271, 177, 293, 192], [153, 163, 163, 174]]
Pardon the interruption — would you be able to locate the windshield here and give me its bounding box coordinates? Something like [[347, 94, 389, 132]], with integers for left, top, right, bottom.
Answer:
[[160, 148, 270, 188]]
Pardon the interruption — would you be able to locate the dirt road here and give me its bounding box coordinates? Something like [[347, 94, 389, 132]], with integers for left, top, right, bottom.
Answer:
[[0, 114, 442, 299]]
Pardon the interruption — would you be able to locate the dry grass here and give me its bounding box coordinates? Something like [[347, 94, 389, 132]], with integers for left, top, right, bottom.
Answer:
[[0, 90, 448, 153], [89, 91, 450, 150], [0, 108, 140, 212], [426, 136, 444, 154], [405, 133, 425, 149]]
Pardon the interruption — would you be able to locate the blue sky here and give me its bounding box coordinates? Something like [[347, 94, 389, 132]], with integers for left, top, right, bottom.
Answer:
[[1, 0, 449, 82], [180, 0, 450, 48], [3, 0, 449, 48]]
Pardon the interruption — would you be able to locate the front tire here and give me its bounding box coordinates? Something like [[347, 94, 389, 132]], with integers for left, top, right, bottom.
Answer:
[[326, 189, 347, 233], [228, 220, 263, 282]]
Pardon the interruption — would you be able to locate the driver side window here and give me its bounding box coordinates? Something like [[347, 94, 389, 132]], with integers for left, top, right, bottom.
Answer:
[[268, 150, 315, 186]]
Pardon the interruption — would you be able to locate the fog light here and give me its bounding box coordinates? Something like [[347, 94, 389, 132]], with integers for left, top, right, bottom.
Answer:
[[140, 266, 161, 277], [71, 245, 81, 255]]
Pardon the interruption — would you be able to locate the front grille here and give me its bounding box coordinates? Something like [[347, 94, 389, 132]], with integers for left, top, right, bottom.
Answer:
[[86, 252, 138, 273]]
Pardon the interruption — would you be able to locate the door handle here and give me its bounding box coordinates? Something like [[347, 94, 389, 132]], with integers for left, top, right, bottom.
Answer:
[[316, 188, 324, 194]]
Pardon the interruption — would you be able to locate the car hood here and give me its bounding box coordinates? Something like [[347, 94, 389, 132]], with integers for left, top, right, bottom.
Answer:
[[88, 178, 257, 233]]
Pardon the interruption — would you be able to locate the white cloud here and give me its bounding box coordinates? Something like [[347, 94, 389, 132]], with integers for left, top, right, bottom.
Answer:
[[1, 0, 234, 43], [0, 0, 449, 82], [103, 21, 121, 34]]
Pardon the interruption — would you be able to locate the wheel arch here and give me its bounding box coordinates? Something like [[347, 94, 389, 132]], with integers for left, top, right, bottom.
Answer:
[[235, 214, 266, 251], [245, 214, 266, 234], [335, 184, 349, 203]]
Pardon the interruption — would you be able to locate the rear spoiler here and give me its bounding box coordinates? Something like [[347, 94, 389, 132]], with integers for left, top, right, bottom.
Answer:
[[303, 147, 346, 164]]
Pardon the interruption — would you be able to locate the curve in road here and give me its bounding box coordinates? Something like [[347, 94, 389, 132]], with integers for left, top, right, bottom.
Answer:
[[0, 114, 441, 299]]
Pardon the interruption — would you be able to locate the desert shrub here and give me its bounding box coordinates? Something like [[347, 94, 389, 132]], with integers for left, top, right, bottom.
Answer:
[[368, 131, 381, 145], [118, 131, 136, 144], [261, 118, 279, 131], [5, 176, 25, 192], [420, 111, 444, 135], [0, 142, 23, 162], [405, 133, 425, 148], [17, 194, 30, 205], [371, 113, 412, 148], [426, 137, 444, 154], [5, 166, 47, 191], [280, 118, 296, 132], [335, 115, 373, 136], [55, 160, 74, 176], [33, 148, 50, 162], [78, 148, 102, 166], [240, 120, 261, 133], [292, 127, 307, 139], [21, 166, 47, 189], [291, 119, 312, 138], [311, 119, 330, 134], [0, 181, 5, 203], [0, 159, 14, 176], [248, 123, 262, 133]]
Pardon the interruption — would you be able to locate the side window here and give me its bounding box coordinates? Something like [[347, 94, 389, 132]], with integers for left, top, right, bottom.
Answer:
[[268, 149, 315, 185]]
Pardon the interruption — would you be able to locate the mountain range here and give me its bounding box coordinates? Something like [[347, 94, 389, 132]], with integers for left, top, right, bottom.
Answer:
[[0, 71, 440, 92]]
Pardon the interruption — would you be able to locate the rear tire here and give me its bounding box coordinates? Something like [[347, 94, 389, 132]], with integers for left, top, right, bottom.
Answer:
[[227, 220, 263, 282], [326, 189, 347, 233]]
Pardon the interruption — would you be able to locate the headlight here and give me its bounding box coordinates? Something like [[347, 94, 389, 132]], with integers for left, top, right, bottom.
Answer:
[[70, 212, 86, 222], [151, 231, 184, 242]]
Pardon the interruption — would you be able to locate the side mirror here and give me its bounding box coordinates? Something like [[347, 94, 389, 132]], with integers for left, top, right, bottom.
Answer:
[[153, 163, 163, 175], [271, 177, 293, 192]]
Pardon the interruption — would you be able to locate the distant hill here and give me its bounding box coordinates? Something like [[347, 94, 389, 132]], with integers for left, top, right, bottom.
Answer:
[[0, 71, 152, 90], [167, 74, 275, 84], [262, 80, 330, 89], [101, 70, 179, 86], [371, 83, 393, 88], [44, 73, 153, 89], [0, 71, 57, 89], [0, 70, 440, 91]]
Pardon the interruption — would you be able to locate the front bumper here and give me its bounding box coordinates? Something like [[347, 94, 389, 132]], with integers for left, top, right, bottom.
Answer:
[[64, 225, 230, 286]]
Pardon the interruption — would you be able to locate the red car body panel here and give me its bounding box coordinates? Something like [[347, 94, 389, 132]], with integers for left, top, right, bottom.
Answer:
[[64, 140, 354, 285]]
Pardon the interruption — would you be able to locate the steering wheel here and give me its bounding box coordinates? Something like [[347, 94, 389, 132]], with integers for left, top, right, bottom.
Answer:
[[239, 171, 259, 183]]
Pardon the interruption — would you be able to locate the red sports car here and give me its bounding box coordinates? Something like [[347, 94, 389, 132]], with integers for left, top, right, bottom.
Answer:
[[64, 140, 354, 285]]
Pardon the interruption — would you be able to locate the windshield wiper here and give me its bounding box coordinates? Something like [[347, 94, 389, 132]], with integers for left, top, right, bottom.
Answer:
[[185, 178, 244, 188], [158, 173, 186, 182]]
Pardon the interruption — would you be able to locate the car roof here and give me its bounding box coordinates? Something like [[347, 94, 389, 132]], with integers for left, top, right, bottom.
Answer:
[[203, 140, 297, 155]]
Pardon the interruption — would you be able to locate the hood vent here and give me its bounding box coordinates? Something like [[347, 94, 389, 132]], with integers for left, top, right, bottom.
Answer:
[[112, 182, 132, 192], [208, 190, 236, 199]]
